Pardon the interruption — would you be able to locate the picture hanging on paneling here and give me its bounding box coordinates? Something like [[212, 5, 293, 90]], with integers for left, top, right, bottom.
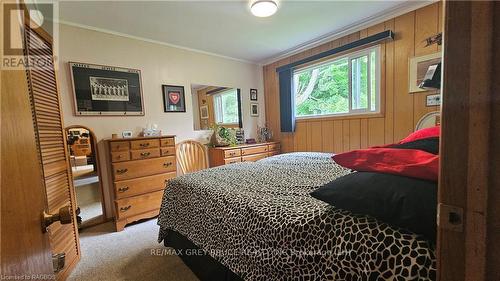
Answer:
[[162, 85, 186, 112], [200, 105, 209, 119], [69, 62, 144, 116], [408, 52, 441, 93]]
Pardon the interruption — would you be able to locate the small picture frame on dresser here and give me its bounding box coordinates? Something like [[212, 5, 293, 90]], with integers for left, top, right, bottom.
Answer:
[[122, 130, 133, 138]]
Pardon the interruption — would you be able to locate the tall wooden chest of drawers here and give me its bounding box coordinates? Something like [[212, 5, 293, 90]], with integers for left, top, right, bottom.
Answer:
[[208, 142, 280, 167], [105, 136, 176, 231]]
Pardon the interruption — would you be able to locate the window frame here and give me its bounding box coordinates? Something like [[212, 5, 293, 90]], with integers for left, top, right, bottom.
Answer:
[[213, 88, 239, 126], [293, 45, 382, 120]]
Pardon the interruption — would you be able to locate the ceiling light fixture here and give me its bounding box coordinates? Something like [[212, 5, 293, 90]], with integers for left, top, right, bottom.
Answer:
[[251, 0, 278, 18]]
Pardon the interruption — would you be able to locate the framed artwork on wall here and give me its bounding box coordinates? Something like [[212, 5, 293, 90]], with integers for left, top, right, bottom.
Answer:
[[408, 52, 441, 93], [200, 105, 209, 119], [250, 103, 259, 117], [162, 85, 186, 112], [250, 88, 258, 101], [69, 62, 144, 116]]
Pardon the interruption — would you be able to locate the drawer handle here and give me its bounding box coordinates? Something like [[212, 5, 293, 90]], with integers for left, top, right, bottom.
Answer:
[[118, 186, 129, 193], [140, 152, 151, 157], [116, 168, 128, 174], [120, 205, 132, 212], [117, 155, 122, 159], [241, 151, 245, 155], [229, 152, 235, 156], [163, 162, 173, 168], [140, 143, 150, 147]]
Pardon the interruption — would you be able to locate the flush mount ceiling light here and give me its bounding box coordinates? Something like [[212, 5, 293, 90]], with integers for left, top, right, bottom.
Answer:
[[251, 0, 278, 17]]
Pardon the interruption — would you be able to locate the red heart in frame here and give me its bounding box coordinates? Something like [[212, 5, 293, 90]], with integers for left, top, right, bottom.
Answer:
[[168, 91, 180, 104]]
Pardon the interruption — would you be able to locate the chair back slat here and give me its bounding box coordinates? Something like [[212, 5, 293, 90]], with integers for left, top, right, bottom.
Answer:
[[176, 140, 208, 174]]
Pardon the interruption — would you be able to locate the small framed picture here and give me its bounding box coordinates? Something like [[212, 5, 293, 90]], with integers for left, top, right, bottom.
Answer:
[[250, 103, 259, 117], [200, 105, 209, 119], [250, 89, 258, 101], [162, 85, 186, 112], [408, 52, 441, 93]]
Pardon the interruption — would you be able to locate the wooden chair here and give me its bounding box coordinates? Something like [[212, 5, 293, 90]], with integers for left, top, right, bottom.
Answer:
[[176, 140, 209, 174]]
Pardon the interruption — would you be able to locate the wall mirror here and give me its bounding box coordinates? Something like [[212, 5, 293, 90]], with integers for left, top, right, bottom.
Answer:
[[191, 84, 242, 130]]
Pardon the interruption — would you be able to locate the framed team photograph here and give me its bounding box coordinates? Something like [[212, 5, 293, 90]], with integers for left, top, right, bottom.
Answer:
[[162, 85, 186, 112], [250, 88, 258, 101], [69, 62, 144, 116]]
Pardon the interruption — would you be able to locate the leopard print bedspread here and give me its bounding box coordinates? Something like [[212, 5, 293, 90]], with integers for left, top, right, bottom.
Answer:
[[157, 152, 436, 281]]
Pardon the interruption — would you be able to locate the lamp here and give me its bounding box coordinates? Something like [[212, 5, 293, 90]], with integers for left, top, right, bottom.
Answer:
[[251, 0, 278, 17]]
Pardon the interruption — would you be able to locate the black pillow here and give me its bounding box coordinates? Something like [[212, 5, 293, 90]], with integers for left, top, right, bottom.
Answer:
[[389, 137, 439, 155], [311, 172, 437, 242]]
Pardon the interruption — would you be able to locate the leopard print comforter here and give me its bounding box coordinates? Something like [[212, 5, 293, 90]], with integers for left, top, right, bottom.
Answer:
[[158, 152, 436, 281]]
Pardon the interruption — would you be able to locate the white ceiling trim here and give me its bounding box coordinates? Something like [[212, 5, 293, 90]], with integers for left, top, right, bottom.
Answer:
[[260, 0, 437, 66], [54, 19, 259, 65]]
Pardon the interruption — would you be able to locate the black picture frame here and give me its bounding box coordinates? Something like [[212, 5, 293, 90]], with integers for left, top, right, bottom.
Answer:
[[250, 88, 258, 101], [69, 62, 144, 116], [162, 85, 186, 112]]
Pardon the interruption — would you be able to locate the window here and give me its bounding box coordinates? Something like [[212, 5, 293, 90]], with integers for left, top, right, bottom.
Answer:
[[213, 89, 239, 124], [293, 46, 380, 118]]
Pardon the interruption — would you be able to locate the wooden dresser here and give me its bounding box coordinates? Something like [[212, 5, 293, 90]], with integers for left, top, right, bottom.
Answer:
[[209, 142, 280, 167], [105, 136, 177, 231]]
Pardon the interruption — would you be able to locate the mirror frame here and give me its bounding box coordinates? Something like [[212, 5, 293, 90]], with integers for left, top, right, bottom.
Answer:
[[194, 86, 243, 130]]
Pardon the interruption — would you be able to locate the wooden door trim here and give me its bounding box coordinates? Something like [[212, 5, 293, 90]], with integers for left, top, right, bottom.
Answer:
[[438, 1, 495, 281], [65, 125, 108, 226]]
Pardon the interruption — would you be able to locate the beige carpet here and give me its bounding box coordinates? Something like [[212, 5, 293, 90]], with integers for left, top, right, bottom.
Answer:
[[68, 219, 199, 281]]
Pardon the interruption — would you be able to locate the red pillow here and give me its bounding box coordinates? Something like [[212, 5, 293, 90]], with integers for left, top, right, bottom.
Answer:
[[399, 126, 440, 144], [333, 148, 439, 181]]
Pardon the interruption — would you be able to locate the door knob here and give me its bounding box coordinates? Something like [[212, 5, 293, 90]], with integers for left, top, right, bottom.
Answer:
[[41, 206, 72, 232]]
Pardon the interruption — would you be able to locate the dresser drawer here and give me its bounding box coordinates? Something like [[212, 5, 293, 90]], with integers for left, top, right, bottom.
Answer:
[[112, 156, 176, 181], [268, 143, 280, 151], [110, 141, 130, 152], [111, 151, 130, 162], [130, 139, 159, 150], [130, 148, 160, 160], [241, 145, 268, 156], [241, 153, 268, 162], [268, 151, 280, 157], [115, 190, 164, 219], [160, 138, 175, 147], [160, 147, 175, 156], [224, 149, 241, 158], [224, 157, 241, 165], [114, 172, 176, 199]]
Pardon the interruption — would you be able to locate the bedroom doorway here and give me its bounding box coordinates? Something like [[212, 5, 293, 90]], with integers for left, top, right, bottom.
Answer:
[[65, 125, 107, 229]]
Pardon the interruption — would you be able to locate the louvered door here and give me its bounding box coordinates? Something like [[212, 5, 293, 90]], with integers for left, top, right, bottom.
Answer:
[[23, 25, 80, 279]]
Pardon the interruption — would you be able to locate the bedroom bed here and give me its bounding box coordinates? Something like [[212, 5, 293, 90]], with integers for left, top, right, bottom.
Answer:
[[157, 152, 436, 281]]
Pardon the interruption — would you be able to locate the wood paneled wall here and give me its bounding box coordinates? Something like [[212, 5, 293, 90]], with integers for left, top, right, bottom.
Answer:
[[264, 3, 442, 152]]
